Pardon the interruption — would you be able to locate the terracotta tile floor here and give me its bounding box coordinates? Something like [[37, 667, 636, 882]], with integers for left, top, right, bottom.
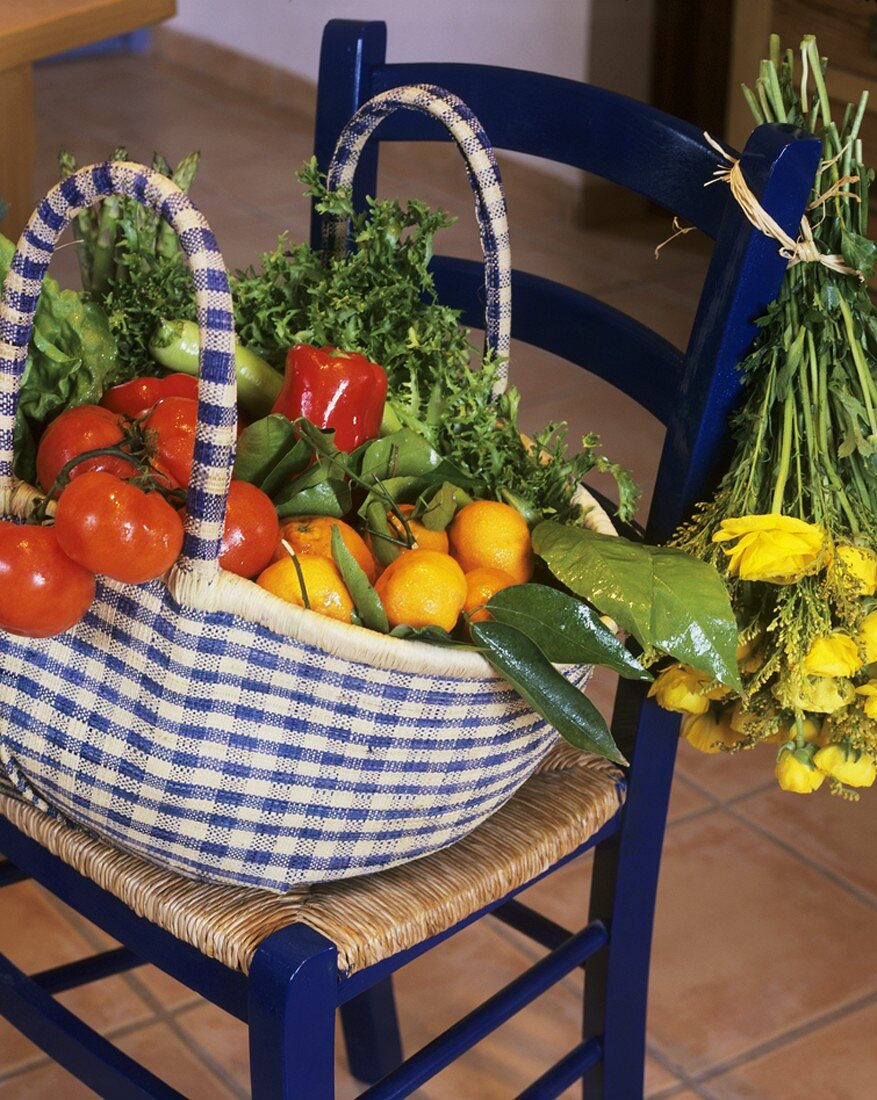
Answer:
[[0, 48, 875, 1099]]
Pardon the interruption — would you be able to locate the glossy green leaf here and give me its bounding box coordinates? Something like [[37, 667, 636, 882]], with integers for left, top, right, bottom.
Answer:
[[331, 526, 389, 633], [485, 584, 650, 681], [360, 429, 442, 483], [364, 499, 402, 567], [419, 481, 471, 531], [532, 521, 741, 691], [471, 621, 627, 764], [233, 414, 299, 485], [276, 478, 350, 518], [259, 438, 311, 498], [389, 623, 463, 646]]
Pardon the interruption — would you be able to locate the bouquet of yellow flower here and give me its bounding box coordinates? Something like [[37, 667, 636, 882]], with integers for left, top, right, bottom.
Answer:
[[652, 35, 877, 798]]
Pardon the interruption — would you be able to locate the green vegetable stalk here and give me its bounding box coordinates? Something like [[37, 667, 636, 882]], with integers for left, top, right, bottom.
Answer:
[[149, 319, 282, 419], [669, 35, 877, 797]]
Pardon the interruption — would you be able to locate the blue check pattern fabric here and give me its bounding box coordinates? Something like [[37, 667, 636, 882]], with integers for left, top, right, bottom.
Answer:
[[0, 577, 586, 891]]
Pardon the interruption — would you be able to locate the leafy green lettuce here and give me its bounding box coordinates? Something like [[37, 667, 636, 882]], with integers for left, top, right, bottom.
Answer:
[[0, 234, 121, 482]]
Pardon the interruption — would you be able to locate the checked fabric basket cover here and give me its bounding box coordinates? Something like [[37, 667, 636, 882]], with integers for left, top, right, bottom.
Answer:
[[0, 86, 614, 893]]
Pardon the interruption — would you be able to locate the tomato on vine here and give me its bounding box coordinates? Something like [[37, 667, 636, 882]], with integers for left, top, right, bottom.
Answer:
[[0, 522, 95, 637], [144, 396, 197, 489], [53, 472, 185, 585], [36, 405, 138, 494], [218, 481, 280, 578]]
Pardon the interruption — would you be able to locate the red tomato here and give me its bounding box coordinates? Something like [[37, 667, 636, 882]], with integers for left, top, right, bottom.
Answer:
[[219, 481, 280, 578], [144, 396, 198, 489], [54, 472, 184, 585], [36, 405, 137, 494], [101, 374, 199, 419], [0, 522, 95, 637]]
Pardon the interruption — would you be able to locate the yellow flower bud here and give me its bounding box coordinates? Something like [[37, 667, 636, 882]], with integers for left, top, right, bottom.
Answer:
[[712, 514, 827, 584], [648, 664, 728, 715], [835, 545, 877, 597], [775, 747, 825, 793], [859, 610, 877, 665], [802, 633, 861, 678], [813, 743, 877, 788], [855, 681, 877, 719], [680, 710, 740, 753], [778, 676, 856, 714]]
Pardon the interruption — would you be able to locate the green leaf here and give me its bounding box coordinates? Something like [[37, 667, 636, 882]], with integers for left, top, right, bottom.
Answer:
[[389, 624, 462, 646], [419, 480, 471, 531], [364, 499, 403, 567], [276, 478, 350, 518], [359, 428, 442, 483], [331, 526, 389, 633], [532, 521, 741, 691], [471, 621, 627, 764], [485, 584, 651, 681], [234, 414, 300, 485], [841, 228, 877, 278]]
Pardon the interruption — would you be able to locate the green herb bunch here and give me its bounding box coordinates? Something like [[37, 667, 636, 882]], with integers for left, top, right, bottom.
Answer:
[[234, 160, 638, 523], [60, 147, 200, 374], [666, 35, 877, 799]]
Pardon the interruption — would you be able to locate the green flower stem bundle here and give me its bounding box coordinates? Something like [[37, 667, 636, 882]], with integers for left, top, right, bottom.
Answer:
[[659, 35, 877, 798]]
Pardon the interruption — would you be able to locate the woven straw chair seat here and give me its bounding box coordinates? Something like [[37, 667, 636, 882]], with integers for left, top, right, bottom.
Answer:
[[0, 745, 624, 976]]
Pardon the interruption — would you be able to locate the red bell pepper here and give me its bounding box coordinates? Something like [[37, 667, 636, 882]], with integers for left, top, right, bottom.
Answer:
[[101, 374, 199, 419], [271, 345, 387, 452]]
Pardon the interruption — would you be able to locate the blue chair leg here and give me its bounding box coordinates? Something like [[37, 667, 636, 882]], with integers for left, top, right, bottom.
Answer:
[[340, 976, 404, 1083], [582, 693, 680, 1099], [248, 924, 338, 1100]]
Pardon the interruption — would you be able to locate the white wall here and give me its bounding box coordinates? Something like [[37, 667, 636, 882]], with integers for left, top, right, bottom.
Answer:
[[169, 0, 594, 85]]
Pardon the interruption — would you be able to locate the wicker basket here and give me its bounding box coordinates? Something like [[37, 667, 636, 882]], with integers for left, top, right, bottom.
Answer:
[[0, 86, 614, 892]]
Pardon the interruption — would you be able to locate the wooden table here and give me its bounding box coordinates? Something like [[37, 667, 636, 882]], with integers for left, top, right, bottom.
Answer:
[[0, 0, 176, 238]]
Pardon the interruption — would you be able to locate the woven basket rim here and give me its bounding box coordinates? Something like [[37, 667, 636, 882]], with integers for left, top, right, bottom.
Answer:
[[3, 481, 615, 681], [190, 482, 616, 680]]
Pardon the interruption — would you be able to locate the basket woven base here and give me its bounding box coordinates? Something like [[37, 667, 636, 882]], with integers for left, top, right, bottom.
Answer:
[[0, 744, 623, 975]]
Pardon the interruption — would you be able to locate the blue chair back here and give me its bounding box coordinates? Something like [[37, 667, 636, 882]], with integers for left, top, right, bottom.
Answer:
[[311, 24, 821, 1095], [312, 19, 820, 545]]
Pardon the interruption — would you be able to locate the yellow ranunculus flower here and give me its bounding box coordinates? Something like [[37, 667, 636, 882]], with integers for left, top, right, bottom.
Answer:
[[736, 635, 763, 674], [859, 610, 877, 665], [775, 747, 825, 793], [802, 633, 862, 678], [648, 664, 729, 715], [778, 676, 856, 714], [835, 545, 877, 597], [813, 743, 877, 788], [712, 514, 827, 584], [856, 681, 877, 719], [680, 710, 740, 753]]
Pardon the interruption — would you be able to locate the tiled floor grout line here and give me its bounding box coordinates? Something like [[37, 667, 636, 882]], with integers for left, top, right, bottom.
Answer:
[[0, 997, 204, 1086], [645, 1043, 716, 1098], [689, 986, 877, 1087], [723, 802, 877, 912], [37, 890, 246, 1097]]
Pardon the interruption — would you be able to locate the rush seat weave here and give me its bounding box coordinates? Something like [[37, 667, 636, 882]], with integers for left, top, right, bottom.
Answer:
[[0, 745, 623, 975]]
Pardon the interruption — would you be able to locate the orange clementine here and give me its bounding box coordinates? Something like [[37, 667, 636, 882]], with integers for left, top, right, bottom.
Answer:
[[374, 549, 467, 631], [272, 515, 377, 582], [448, 500, 534, 584], [463, 567, 517, 624], [387, 504, 450, 554], [257, 554, 354, 623]]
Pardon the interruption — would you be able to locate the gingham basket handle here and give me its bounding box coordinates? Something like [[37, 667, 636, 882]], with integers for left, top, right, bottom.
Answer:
[[324, 84, 511, 394], [0, 162, 236, 581]]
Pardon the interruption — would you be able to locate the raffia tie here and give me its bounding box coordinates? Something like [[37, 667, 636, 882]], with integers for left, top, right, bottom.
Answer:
[[704, 132, 863, 280]]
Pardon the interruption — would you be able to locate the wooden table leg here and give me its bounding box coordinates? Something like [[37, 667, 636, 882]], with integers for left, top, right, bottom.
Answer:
[[0, 63, 36, 241]]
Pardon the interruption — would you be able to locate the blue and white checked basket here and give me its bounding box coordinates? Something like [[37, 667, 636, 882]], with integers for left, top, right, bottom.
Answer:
[[0, 87, 613, 892]]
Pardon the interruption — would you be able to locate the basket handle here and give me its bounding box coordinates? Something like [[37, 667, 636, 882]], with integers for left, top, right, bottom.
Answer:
[[0, 162, 237, 583], [323, 84, 511, 394]]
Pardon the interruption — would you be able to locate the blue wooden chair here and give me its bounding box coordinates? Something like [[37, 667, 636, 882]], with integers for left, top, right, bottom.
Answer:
[[0, 18, 819, 1099]]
